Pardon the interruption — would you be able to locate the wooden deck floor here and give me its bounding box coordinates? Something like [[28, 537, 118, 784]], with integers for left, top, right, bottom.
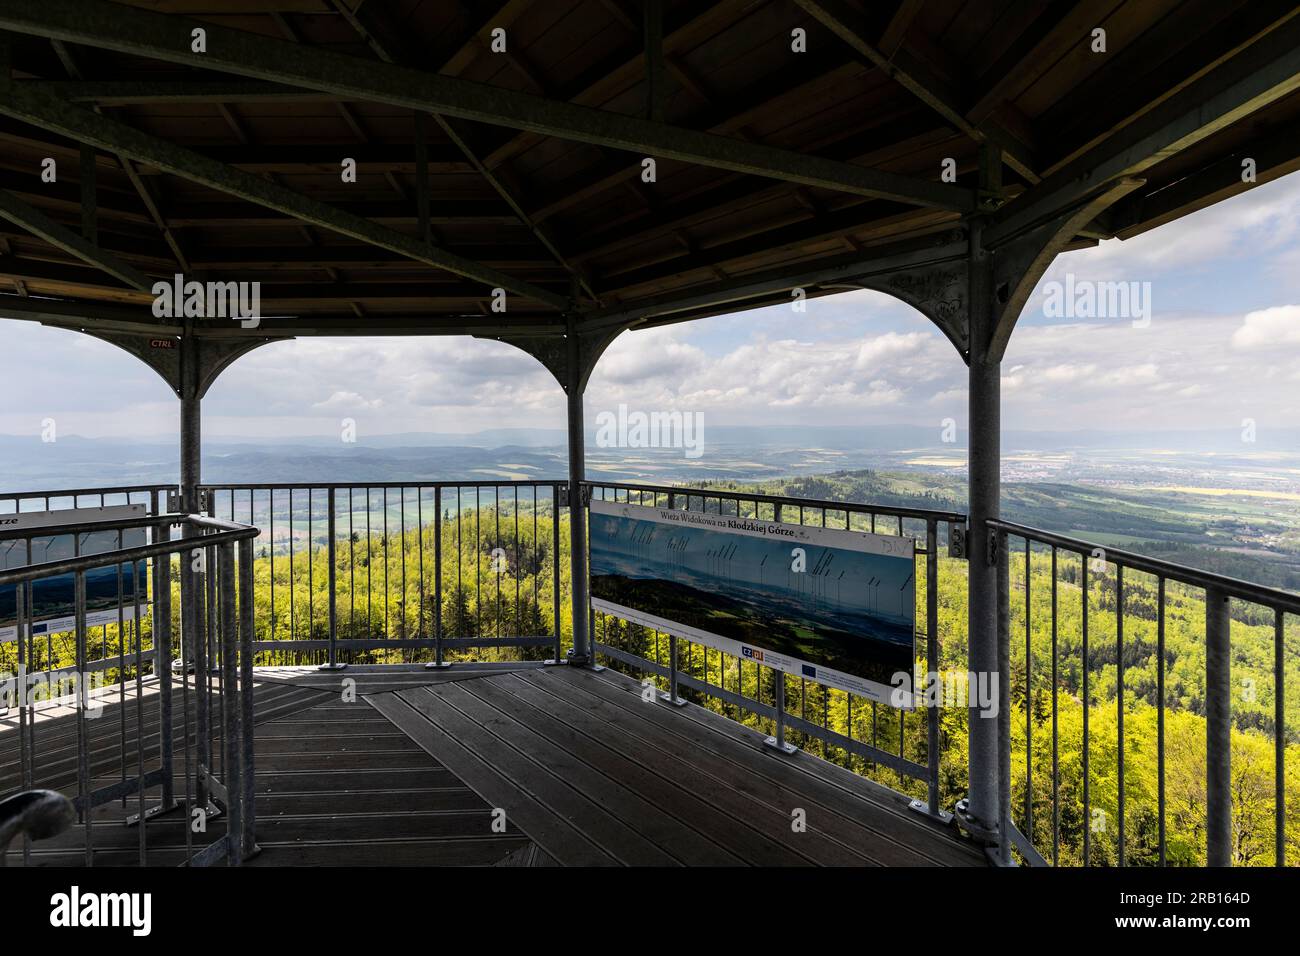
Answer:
[[3, 664, 982, 867], [3, 670, 534, 866], [368, 665, 984, 867]]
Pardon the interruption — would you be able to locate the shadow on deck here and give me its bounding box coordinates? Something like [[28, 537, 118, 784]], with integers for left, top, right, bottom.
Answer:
[[3, 665, 982, 867]]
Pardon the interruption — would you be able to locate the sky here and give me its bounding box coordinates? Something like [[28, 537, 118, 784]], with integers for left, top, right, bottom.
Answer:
[[2, 171, 1299, 443]]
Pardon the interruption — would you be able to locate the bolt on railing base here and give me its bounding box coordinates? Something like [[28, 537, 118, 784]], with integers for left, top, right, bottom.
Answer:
[[907, 798, 954, 825], [565, 650, 604, 671], [953, 798, 1000, 845], [317, 663, 348, 671], [424, 661, 453, 670], [658, 691, 688, 707], [763, 736, 799, 756], [125, 798, 181, 828]]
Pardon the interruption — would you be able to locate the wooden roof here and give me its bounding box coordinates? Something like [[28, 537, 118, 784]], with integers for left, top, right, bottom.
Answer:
[[0, 0, 1298, 339]]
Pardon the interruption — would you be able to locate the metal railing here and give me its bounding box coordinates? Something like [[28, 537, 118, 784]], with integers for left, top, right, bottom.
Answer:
[[199, 481, 567, 667], [584, 479, 968, 821], [8, 478, 1292, 868], [0, 483, 172, 517], [1, 509, 259, 866], [989, 518, 1299, 868]]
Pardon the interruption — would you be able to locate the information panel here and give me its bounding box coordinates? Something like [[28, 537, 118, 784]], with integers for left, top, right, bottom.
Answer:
[[0, 505, 150, 643], [589, 499, 916, 707]]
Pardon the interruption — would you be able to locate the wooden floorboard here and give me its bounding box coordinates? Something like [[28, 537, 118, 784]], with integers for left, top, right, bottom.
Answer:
[[1, 682, 330, 799], [12, 690, 532, 867], [540, 665, 982, 868], [252, 661, 549, 695], [8, 664, 983, 867], [560, 667, 984, 867], [367, 690, 616, 866], [366, 666, 984, 867]]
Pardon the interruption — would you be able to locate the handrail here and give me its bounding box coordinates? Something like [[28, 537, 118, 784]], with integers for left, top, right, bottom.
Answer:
[[200, 479, 564, 492], [3, 507, 257, 868], [583, 478, 968, 524], [0, 483, 173, 512], [987, 517, 1300, 612], [0, 513, 257, 586], [987, 515, 1294, 869]]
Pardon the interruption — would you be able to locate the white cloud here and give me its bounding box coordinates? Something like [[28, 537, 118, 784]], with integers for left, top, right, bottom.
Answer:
[[5, 172, 1300, 444], [1231, 305, 1300, 350]]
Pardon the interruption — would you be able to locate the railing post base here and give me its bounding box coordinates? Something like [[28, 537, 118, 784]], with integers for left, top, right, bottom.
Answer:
[[764, 671, 797, 754], [907, 798, 954, 825], [763, 736, 799, 756], [424, 661, 453, 670], [317, 662, 348, 671], [124, 798, 181, 827], [658, 691, 688, 707], [565, 649, 603, 670], [953, 797, 1001, 846]]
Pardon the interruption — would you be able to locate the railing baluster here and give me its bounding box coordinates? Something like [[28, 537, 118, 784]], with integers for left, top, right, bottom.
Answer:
[[1051, 546, 1059, 867], [75, 570, 91, 866], [218, 541, 242, 865], [995, 530, 1010, 865], [1116, 563, 1125, 866], [1157, 576, 1166, 867], [239, 536, 257, 860], [1082, 553, 1090, 867], [1205, 585, 1231, 866], [1025, 538, 1032, 844], [133, 559, 146, 865], [552, 484, 561, 661], [926, 519, 940, 816], [1276, 608, 1285, 868]]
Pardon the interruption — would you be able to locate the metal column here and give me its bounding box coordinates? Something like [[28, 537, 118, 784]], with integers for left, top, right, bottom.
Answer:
[[1205, 586, 1232, 866], [178, 330, 210, 810], [962, 219, 1004, 854], [179, 331, 202, 515], [565, 318, 592, 666]]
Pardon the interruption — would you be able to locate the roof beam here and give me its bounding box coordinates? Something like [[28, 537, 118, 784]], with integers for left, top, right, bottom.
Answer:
[[966, 0, 1122, 127], [794, 0, 1040, 182], [332, 0, 600, 304], [526, 59, 866, 225], [0, 292, 567, 337], [983, 11, 1300, 248], [568, 122, 959, 267], [0, 81, 567, 308], [478, 1, 744, 171], [0, 188, 150, 290], [32, 79, 345, 104], [596, 205, 956, 297], [0, 0, 973, 211], [1106, 114, 1300, 240], [582, 230, 968, 332]]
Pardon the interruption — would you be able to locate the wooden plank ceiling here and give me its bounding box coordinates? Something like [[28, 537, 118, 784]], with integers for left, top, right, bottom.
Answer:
[[0, 0, 1297, 332]]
